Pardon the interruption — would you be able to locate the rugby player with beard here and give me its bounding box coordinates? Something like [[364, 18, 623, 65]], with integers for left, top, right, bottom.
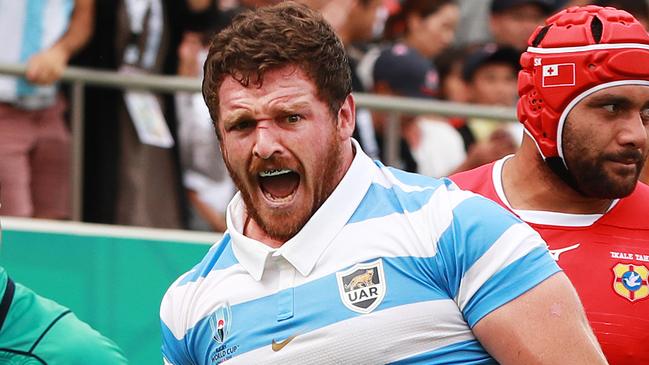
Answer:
[[161, 3, 606, 364], [452, 5, 649, 364]]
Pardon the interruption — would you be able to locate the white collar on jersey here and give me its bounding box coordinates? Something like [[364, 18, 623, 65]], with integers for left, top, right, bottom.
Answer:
[[226, 139, 375, 281], [492, 155, 618, 227]]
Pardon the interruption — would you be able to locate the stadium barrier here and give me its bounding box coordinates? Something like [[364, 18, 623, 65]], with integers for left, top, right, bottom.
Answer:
[[0, 62, 517, 221], [1, 216, 219, 364]]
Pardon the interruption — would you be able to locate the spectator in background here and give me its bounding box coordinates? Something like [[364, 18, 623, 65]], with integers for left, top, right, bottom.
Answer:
[[78, 0, 214, 228], [355, 0, 461, 164], [436, 46, 472, 104], [371, 44, 467, 176], [490, 0, 559, 52], [384, 0, 460, 60], [0, 0, 94, 219], [302, 0, 388, 159], [451, 43, 521, 173], [175, 32, 235, 232], [213, 0, 286, 35], [462, 44, 520, 109]]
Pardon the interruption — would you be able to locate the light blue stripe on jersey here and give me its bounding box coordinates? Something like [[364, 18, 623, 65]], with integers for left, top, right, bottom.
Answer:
[[165, 255, 452, 361], [161, 321, 193, 365], [463, 246, 560, 327], [62, 0, 74, 20], [388, 339, 496, 365], [434, 195, 523, 300], [178, 234, 237, 286], [348, 182, 440, 223], [17, 0, 44, 96], [383, 163, 446, 187]]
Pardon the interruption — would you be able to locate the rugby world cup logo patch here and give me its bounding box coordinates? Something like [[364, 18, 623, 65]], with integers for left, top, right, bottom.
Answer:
[[209, 302, 232, 344], [337, 259, 386, 314]]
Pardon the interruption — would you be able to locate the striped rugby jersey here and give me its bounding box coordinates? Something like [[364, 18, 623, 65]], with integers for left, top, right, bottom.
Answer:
[[0, 0, 74, 105], [160, 143, 560, 364]]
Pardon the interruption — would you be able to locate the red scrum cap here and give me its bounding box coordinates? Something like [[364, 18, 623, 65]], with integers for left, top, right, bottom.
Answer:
[[517, 5, 649, 162]]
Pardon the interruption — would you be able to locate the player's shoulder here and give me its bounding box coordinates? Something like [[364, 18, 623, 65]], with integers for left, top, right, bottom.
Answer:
[[160, 234, 234, 322], [35, 311, 128, 364], [168, 234, 234, 289], [604, 182, 649, 228], [449, 161, 496, 191], [9, 282, 128, 364]]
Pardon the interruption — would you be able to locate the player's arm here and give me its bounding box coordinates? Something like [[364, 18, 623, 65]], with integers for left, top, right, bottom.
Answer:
[[473, 271, 606, 364], [437, 188, 606, 364], [26, 0, 94, 85]]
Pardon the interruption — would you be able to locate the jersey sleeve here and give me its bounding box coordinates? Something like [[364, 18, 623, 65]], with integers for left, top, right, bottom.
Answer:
[[160, 275, 195, 365], [433, 191, 560, 327], [7, 281, 128, 364], [36, 311, 129, 364]]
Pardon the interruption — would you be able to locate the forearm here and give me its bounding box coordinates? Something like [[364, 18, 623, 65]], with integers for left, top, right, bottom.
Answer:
[[53, 0, 94, 60], [185, 0, 212, 12]]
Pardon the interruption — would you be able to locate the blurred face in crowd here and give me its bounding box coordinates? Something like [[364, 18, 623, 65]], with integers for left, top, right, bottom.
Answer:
[[349, 0, 386, 41], [216, 66, 354, 242], [407, 3, 460, 58], [440, 61, 469, 103], [562, 85, 649, 198], [467, 63, 518, 106], [490, 4, 547, 51]]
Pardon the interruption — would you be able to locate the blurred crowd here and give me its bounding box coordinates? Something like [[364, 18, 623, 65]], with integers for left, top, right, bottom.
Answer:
[[0, 0, 647, 232]]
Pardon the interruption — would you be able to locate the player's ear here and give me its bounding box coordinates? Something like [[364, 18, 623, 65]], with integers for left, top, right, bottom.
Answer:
[[336, 93, 356, 139]]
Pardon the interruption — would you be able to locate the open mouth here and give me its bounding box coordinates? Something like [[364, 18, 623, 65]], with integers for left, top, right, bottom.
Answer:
[[258, 169, 300, 203]]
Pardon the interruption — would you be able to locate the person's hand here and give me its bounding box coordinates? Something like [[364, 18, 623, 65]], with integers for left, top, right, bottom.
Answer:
[[177, 32, 203, 77], [25, 45, 69, 85]]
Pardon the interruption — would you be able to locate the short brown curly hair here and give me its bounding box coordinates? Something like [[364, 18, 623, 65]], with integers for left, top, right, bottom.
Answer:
[[202, 2, 352, 133]]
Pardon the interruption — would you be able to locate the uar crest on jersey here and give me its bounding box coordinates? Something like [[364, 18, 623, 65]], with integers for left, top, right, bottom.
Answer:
[[336, 259, 386, 314]]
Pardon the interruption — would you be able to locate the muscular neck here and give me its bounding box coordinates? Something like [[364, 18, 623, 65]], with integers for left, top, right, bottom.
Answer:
[[501, 136, 614, 214]]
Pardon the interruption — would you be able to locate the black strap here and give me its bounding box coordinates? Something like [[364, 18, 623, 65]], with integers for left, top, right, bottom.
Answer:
[[0, 278, 16, 332]]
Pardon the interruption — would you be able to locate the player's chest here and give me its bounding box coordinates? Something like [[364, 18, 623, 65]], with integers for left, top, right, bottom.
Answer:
[[540, 227, 649, 305], [193, 256, 468, 365]]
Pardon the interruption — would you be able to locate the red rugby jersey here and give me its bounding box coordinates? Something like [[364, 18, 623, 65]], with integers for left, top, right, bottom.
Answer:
[[451, 157, 649, 365]]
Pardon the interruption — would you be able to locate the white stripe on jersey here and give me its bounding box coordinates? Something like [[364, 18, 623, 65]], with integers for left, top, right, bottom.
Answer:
[[227, 299, 474, 365], [456, 223, 547, 311]]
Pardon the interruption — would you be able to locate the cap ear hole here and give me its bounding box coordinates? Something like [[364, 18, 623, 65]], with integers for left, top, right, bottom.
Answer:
[[588, 64, 596, 70], [591, 16, 603, 43], [531, 25, 551, 47]]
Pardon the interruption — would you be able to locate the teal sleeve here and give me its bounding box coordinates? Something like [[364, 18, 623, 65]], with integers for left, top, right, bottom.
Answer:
[[3, 280, 129, 364], [34, 310, 129, 364]]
